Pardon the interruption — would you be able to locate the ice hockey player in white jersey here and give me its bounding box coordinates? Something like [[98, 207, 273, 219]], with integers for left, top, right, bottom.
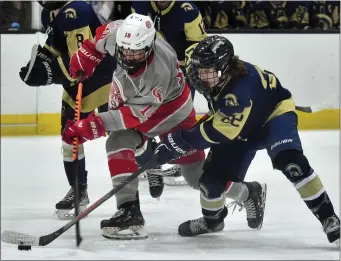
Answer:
[[62, 13, 207, 239]]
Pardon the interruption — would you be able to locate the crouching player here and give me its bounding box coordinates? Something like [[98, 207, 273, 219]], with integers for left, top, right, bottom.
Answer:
[[155, 35, 340, 247]]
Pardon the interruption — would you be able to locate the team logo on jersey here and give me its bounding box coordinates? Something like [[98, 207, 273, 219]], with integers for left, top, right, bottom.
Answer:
[[63, 8, 77, 19], [152, 87, 163, 103], [109, 78, 126, 109], [145, 21, 151, 28], [224, 94, 239, 107]]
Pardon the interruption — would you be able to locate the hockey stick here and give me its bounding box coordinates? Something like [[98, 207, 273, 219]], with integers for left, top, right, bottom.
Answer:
[[295, 98, 339, 113], [1, 157, 159, 247], [24, 44, 39, 81], [72, 81, 83, 247]]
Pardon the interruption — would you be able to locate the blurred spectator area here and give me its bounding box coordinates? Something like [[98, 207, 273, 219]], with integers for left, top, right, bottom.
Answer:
[[201, 1, 340, 30], [0, 1, 31, 30], [0, 1, 339, 32]]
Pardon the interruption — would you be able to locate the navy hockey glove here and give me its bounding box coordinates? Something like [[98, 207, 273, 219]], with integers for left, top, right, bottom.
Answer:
[[19, 45, 62, 86], [154, 130, 191, 165]]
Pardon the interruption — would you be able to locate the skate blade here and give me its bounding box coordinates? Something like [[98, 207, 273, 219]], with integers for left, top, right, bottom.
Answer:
[[164, 177, 187, 186], [102, 227, 148, 240], [256, 183, 267, 230], [55, 205, 88, 220]]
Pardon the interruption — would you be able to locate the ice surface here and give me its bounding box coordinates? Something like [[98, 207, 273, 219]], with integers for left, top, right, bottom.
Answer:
[[1, 131, 339, 260]]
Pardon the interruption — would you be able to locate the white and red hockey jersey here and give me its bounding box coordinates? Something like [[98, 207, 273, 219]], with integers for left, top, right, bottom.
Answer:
[[94, 21, 194, 137]]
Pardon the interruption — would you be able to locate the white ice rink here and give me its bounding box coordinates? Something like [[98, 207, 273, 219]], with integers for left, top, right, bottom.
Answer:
[[1, 131, 340, 260]]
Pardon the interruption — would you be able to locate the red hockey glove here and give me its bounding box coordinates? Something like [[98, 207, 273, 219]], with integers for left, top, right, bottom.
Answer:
[[62, 112, 106, 144], [69, 39, 104, 80]]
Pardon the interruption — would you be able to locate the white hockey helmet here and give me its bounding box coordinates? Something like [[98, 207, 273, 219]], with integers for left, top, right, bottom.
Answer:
[[115, 13, 156, 73]]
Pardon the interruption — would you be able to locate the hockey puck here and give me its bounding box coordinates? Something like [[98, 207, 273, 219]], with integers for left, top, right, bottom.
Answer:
[[18, 242, 31, 251]]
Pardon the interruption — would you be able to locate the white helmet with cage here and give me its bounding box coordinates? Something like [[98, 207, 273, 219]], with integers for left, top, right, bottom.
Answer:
[[115, 13, 156, 73]]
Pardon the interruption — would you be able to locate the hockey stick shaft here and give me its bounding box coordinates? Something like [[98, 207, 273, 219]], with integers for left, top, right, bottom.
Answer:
[[38, 157, 158, 246], [24, 44, 39, 81], [0, 157, 159, 247], [72, 81, 83, 247]]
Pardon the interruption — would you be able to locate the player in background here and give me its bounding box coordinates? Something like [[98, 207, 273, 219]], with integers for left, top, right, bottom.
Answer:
[[19, 1, 117, 220], [131, 0, 208, 186], [154, 35, 340, 247], [63, 14, 207, 239]]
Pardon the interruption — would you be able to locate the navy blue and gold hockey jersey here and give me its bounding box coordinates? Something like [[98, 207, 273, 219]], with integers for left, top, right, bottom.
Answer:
[[182, 62, 294, 149], [131, 1, 207, 66], [41, 1, 116, 112]]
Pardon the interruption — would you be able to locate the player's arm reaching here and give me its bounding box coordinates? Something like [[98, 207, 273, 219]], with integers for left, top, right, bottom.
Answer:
[[69, 20, 122, 80], [154, 95, 252, 164]]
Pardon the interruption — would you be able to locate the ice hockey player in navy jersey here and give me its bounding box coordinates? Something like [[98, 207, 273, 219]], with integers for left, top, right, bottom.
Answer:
[[155, 35, 340, 247], [19, 1, 117, 220]]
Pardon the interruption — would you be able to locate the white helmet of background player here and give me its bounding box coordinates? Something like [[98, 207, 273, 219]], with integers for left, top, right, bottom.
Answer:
[[115, 13, 156, 74]]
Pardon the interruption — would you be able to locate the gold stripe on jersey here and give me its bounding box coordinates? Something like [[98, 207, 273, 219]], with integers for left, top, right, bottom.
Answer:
[[44, 43, 61, 57], [213, 101, 253, 140], [57, 56, 77, 85], [62, 83, 110, 113], [151, 1, 176, 15], [254, 65, 277, 90], [200, 116, 220, 144], [265, 97, 295, 125], [64, 25, 93, 57], [184, 13, 208, 42]]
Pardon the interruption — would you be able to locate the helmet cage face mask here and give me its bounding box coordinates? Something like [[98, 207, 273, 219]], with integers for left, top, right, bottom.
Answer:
[[115, 43, 154, 73], [188, 53, 231, 98], [115, 14, 156, 74]]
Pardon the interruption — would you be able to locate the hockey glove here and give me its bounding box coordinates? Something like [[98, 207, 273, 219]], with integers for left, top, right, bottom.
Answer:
[[62, 112, 106, 145], [154, 130, 191, 165], [70, 39, 104, 80], [19, 45, 61, 87]]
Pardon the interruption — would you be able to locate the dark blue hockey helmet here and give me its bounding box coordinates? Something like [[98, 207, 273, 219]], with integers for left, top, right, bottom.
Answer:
[[187, 35, 234, 97]]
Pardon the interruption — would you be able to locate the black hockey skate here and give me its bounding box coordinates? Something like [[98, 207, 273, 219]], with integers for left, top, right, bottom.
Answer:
[[242, 181, 267, 229], [55, 185, 89, 220], [101, 200, 148, 240], [163, 164, 187, 186], [322, 215, 340, 247], [146, 166, 164, 199], [227, 181, 267, 229], [178, 207, 228, 237]]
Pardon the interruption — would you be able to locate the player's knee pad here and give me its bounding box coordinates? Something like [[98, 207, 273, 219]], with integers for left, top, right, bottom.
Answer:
[[105, 130, 141, 180], [135, 138, 157, 167], [273, 149, 313, 183], [62, 141, 85, 161], [105, 129, 141, 153]]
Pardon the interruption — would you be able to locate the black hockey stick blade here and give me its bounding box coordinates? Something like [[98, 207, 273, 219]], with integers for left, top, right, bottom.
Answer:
[[295, 105, 312, 113], [1, 157, 159, 247], [295, 96, 339, 113]]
